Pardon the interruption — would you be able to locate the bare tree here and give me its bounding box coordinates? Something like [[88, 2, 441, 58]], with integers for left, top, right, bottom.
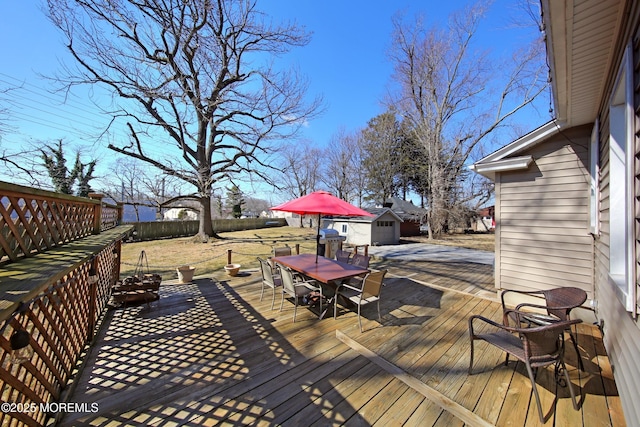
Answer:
[[100, 158, 184, 221], [388, 2, 546, 237], [322, 128, 360, 203], [46, 0, 322, 240], [277, 139, 322, 199]]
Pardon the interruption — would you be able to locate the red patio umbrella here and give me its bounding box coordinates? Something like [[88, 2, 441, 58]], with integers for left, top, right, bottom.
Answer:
[[271, 191, 373, 261]]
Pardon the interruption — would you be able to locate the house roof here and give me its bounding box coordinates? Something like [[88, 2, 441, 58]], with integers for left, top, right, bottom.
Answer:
[[329, 207, 403, 223], [471, 0, 625, 180], [383, 197, 427, 220], [542, 0, 624, 127]]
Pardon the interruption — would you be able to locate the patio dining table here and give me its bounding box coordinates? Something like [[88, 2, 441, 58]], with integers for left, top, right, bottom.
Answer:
[[271, 253, 370, 319]]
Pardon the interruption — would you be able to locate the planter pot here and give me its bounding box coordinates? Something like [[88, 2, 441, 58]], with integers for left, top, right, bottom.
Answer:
[[177, 265, 196, 283], [224, 264, 241, 276]]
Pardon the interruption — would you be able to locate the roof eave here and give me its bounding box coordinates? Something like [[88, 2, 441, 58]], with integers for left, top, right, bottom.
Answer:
[[469, 155, 534, 181], [476, 120, 562, 164]]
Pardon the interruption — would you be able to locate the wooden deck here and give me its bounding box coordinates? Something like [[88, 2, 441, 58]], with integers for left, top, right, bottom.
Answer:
[[59, 259, 625, 426]]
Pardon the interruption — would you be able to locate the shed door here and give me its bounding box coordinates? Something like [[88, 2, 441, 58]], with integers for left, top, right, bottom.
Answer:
[[375, 220, 396, 245]]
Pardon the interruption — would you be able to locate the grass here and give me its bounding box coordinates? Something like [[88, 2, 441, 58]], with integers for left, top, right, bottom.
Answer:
[[120, 226, 319, 280], [119, 226, 495, 280]]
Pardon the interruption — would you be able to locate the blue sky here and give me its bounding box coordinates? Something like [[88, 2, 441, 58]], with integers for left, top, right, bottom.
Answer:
[[0, 1, 549, 200]]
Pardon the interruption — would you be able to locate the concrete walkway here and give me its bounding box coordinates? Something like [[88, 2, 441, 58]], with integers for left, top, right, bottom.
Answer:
[[367, 242, 495, 265]]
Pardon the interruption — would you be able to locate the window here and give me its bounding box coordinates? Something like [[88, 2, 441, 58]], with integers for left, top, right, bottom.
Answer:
[[589, 120, 599, 235], [608, 44, 635, 311], [341, 224, 348, 233]]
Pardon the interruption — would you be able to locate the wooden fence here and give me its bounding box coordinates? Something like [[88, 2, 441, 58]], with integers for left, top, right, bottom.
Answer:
[[128, 217, 287, 241], [0, 181, 130, 426]]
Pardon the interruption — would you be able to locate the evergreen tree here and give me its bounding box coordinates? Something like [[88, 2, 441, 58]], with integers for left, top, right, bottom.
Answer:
[[40, 140, 97, 196], [226, 186, 245, 219]]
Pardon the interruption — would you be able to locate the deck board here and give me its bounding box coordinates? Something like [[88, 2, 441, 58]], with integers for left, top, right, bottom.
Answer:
[[59, 260, 624, 426]]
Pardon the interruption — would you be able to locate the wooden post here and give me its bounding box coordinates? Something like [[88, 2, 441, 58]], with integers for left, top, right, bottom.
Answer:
[[113, 240, 122, 283], [116, 202, 124, 224], [227, 249, 232, 265], [295, 244, 300, 254], [87, 256, 99, 341], [89, 193, 103, 235]]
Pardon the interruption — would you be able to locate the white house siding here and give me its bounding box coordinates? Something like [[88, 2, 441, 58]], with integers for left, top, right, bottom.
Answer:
[[591, 8, 640, 424], [496, 127, 594, 297], [344, 222, 372, 246]]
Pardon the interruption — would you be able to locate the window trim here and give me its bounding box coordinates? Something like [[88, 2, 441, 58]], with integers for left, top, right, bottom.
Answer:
[[589, 120, 600, 235], [608, 43, 635, 312]]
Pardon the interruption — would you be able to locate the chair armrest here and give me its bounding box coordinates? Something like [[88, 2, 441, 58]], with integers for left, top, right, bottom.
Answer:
[[469, 313, 522, 338], [500, 289, 545, 309], [340, 283, 363, 293]]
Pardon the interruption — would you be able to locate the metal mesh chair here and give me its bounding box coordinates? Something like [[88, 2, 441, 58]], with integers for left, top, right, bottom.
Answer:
[[335, 269, 387, 332], [278, 265, 322, 322], [335, 249, 352, 263], [257, 257, 282, 309], [273, 246, 292, 257]]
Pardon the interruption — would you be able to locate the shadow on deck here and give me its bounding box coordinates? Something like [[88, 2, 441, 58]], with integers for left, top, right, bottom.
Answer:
[[59, 261, 624, 426]]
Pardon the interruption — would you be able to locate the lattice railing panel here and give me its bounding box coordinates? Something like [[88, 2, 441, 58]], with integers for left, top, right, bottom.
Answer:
[[0, 244, 118, 427], [101, 206, 119, 231], [0, 190, 96, 264]]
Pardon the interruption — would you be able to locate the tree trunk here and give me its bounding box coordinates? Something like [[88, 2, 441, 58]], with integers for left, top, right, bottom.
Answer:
[[197, 195, 215, 241]]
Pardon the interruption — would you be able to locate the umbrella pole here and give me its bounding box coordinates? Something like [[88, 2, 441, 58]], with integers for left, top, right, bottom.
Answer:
[[316, 213, 321, 263]]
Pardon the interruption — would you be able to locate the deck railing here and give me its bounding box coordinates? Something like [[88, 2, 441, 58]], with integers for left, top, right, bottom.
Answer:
[[0, 181, 128, 426], [0, 181, 122, 264], [0, 245, 118, 426]]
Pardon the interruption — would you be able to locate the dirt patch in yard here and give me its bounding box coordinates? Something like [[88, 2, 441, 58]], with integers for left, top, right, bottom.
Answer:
[[400, 232, 495, 252]]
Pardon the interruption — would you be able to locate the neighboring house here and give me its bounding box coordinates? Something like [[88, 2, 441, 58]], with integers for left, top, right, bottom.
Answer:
[[475, 205, 495, 232], [382, 197, 428, 236], [470, 1, 639, 423], [163, 207, 198, 221], [323, 208, 402, 246]]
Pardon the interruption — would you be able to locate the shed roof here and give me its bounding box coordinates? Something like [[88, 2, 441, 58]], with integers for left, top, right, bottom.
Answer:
[[328, 207, 403, 223]]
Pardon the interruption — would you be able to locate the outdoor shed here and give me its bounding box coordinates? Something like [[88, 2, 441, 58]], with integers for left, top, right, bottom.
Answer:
[[323, 208, 402, 246]]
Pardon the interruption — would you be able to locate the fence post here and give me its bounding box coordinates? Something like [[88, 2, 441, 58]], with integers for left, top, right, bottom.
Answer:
[[89, 193, 103, 234]]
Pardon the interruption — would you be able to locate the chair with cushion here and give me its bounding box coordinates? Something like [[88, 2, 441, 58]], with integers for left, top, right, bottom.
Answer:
[[334, 269, 387, 332], [501, 287, 587, 370], [278, 265, 322, 322], [469, 310, 581, 422], [257, 257, 282, 309]]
